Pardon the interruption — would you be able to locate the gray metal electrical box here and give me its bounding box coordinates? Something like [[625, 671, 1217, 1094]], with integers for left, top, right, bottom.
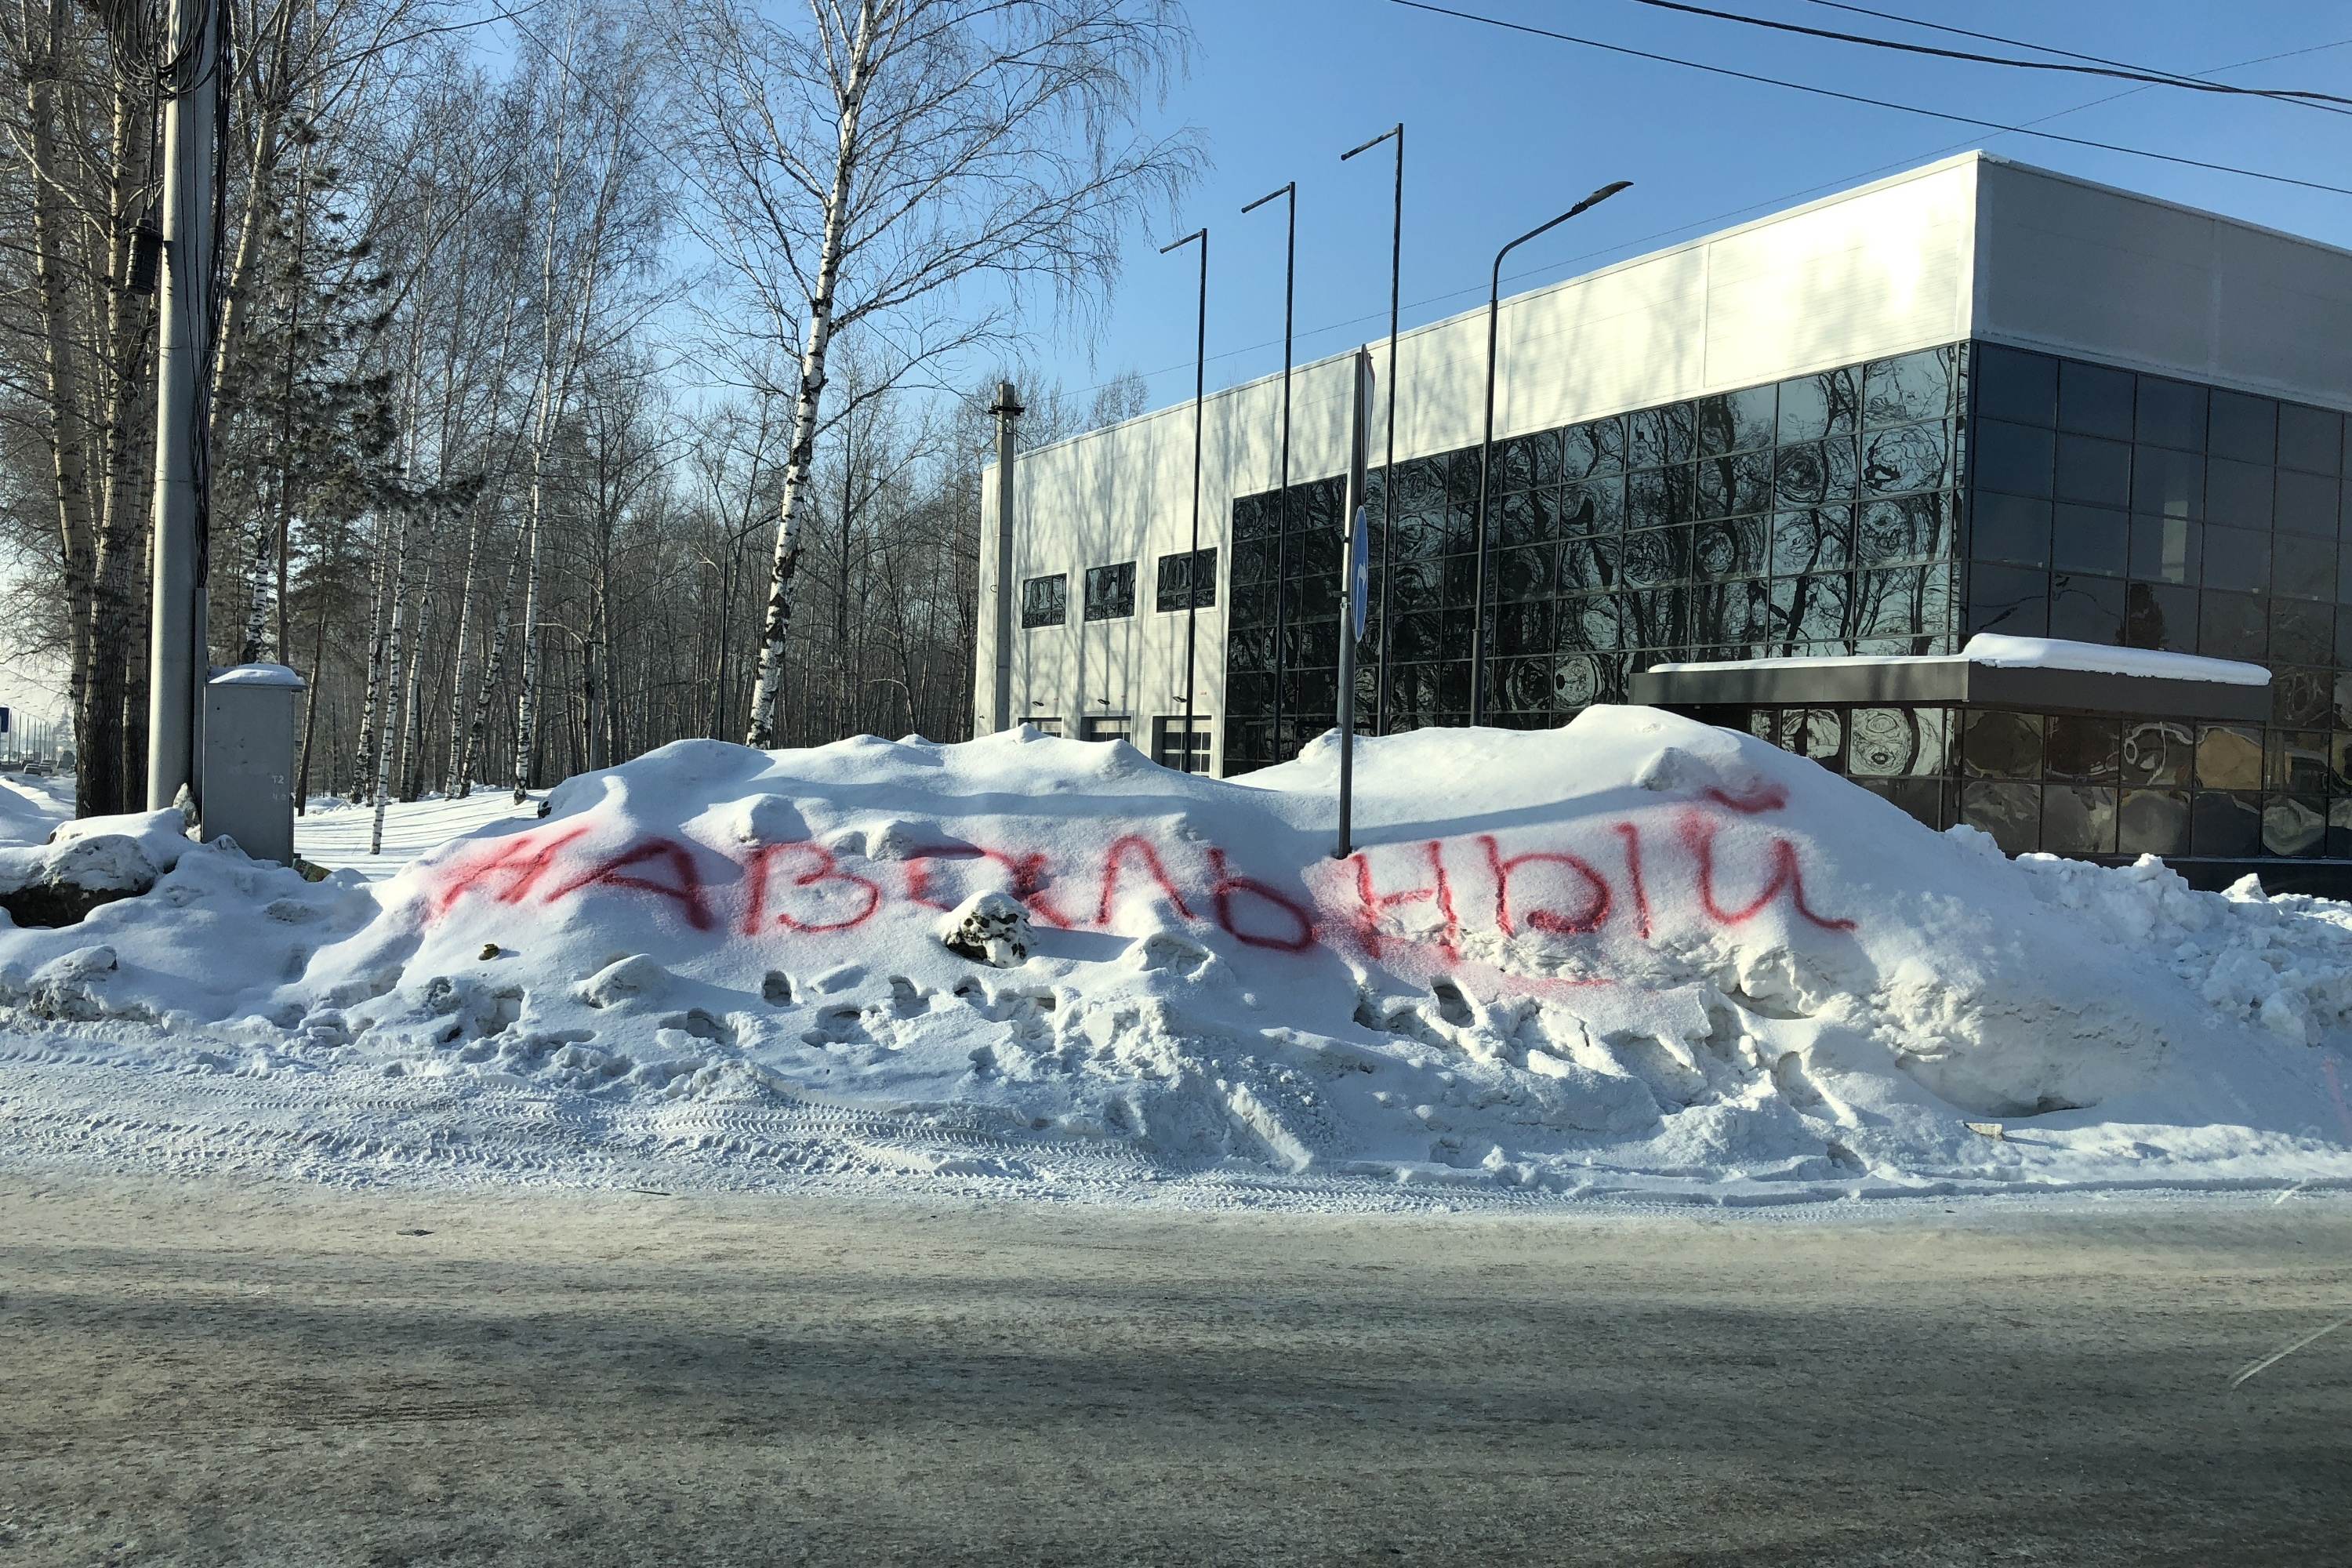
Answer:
[[201, 663, 305, 866]]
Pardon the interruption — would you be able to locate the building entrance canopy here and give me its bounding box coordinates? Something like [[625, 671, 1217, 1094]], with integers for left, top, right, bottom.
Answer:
[[1634, 635, 2272, 725]]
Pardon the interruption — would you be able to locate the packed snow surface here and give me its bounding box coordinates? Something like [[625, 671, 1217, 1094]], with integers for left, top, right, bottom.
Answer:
[[2, 711, 2350, 1207]]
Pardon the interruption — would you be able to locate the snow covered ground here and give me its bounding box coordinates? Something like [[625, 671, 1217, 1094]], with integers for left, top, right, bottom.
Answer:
[[296, 790, 542, 881], [4, 710, 2352, 1208]]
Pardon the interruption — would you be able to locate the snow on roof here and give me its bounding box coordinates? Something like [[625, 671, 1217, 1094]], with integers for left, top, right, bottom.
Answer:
[[1647, 636, 2270, 688], [207, 662, 307, 688]]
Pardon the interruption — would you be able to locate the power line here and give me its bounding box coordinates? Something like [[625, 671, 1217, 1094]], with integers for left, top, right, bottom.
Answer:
[[1089, 30, 2352, 404], [1621, 0, 2352, 112], [1803, 0, 2351, 107], [1391, 1, 2352, 198]]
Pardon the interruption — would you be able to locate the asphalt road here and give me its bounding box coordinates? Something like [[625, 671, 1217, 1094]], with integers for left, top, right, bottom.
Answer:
[[2, 1176, 2347, 1566]]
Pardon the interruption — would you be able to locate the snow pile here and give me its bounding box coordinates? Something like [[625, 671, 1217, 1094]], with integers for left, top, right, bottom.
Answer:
[[2, 708, 2350, 1203]]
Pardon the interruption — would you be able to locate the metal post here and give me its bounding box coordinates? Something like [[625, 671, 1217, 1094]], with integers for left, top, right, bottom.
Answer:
[[1160, 228, 1207, 773], [146, 0, 220, 810], [988, 380, 1022, 732], [1336, 347, 1372, 859], [1241, 183, 1294, 765], [1342, 124, 1403, 735], [1470, 182, 1631, 726]]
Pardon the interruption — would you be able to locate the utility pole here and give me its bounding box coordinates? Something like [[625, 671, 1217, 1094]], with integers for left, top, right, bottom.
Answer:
[[145, 0, 220, 810], [988, 381, 1022, 732]]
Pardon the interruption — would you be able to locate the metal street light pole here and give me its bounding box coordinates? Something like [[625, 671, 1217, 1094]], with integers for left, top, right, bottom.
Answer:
[[1470, 180, 1632, 726], [1160, 227, 1207, 773], [1240, 182, 1294, 767], [1341, 123, 1403, 736], [1335, 347, 1373, 859]]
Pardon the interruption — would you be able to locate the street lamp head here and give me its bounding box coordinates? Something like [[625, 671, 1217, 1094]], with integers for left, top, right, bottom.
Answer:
[[1567, 180, 1634, 219], [1341, 123, 1403, 162], [1159, 228, 1207, 254], [1240, 183, 1294, 215]]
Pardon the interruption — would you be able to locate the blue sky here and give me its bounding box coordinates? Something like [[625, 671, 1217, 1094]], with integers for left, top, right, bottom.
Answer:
[[1018, 0, 2352, 412]]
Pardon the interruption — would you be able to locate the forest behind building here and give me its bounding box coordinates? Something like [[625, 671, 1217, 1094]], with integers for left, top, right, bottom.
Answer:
[[0, 0, 1190, 818]]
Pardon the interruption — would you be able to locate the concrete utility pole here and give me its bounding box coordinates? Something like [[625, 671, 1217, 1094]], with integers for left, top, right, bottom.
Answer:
[[988, 381, 1022, 733], [146, 0, 220, 810]]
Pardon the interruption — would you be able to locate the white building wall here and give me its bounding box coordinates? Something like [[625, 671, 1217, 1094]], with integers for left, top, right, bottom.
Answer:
[[1972, 156, 2352, 412]]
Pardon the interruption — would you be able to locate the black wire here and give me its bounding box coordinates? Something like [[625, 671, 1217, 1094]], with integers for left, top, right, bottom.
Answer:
[[1391, 0, 2352, 199], [1804, 0, 2352, 107], [1620, 0, 2352, 111]]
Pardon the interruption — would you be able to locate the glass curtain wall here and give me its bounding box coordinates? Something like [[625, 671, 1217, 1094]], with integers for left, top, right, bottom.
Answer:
[[1965, 342, 2350, 861], [1223, 344, 1967, 773]]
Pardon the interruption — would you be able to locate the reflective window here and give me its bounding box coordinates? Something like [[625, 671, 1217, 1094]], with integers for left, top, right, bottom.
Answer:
[[2278, 403, 2343, 476], [2209, 390, 2278, 464], [1155, 548, 1217, 612], [1083, 562, 1135, 621], [1020, 574, 1067, 629], [1864, 347, 1958, 426], [1973, 345, 2056, 427], [2058, 360, 2135, 441], [1777, 368, 1860, 443], [1974, 420, 2056, 498], [2134, 377, 2206, 452]]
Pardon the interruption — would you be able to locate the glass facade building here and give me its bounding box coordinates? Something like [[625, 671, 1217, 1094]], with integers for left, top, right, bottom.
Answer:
[[1224, 339, 2350, 876]]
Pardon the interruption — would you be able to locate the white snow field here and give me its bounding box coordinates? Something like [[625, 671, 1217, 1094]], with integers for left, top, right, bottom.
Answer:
[[3, 708, 2352, 1207]]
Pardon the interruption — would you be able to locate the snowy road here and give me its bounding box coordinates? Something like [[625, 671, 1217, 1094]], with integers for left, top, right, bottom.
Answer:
[[2, 1174, 2346, 1566]]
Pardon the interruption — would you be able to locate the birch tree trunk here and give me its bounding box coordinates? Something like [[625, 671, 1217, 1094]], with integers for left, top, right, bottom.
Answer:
[[739, 0, 877, 750]]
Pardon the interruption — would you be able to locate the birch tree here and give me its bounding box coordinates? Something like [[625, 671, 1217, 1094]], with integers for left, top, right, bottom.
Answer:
[[668, 0, 1198, 749]]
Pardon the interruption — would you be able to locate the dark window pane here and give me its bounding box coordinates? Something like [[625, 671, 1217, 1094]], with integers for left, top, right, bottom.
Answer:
[[2198, 590, 2266, 660], [2125, 581, 2198, 652], [2201, 526, 2270, 594], [2058, 360, 2135, 440], [1973, 419, 2055, 498], [1691, 516, 1766, 579], [1155, 547, 1217, 612], [1628, 405, 1697, 469], [2133, 447, 2205, 520], [1230, 535, 1277, 587], [1627, 464, 1693, 528], [1496, 491, 1542, 549], [2195, 724, 2264, 790], [1864, 422, 1951, 496], [1229, 583, 1277, 631], [1962, 709, 2042, 779], [1774, 441, 1831, 507], [2129, 514, 2200, 585], [1865, 347, 1957, 426], [1021, 573, 1068, 628], [2190, 791, 2262, 857], [1859, 566, 1936, 637], [1562, 417, 1625, 480], [1558, 593, 1617, 652], [1494, 599, 1555, 657], [2135, 376, 2206, 451], [1438, 554, 1476, 608], [1622, 586, 1685, 648], [1773, 506, 1852, 574], [2271, 729, 2330, 793], [1501, 430, 1563, 492], [2209, 390, 2278, 464], [2279, 404, 2343, 475], [1962, 780, 2042, 855], [1496, 544, 1555, 601], [1857, 495, 1952, 566], [1232, 495, 1274, 543], [2205, 459, 2274, 529], [1853, 706, 1949, 775], [1388, 610, 1443, 661], [2276, 470, 2338, 538], [2275, 532, 2336, 601], [1558, 478, 1624, 536], [2274, 667, 2331, 728], [1388, 557, 1441, 612], [2264, 797, 2326, 858], [1696, 386, 1777, 455], [1972, 492, 2051, 568], [2042, 785, 2118, 855], [1968, 564, 2049, 636], [2118, 789, 2190, 856], [2045, 715, 2121, 783], [2053, 505, 2129, 575], [1390, 511, 1446, 562], [2122, 721, 2194, 786], [1553, 653, 1620, 709], [2055, 433, 2132, 508], [1973, 344, 2056, 426], [2272, 599, 2332, 665], [1778, 367, 1860, 443], [2050, 574, 2125, 644], [1561, 537, 1621, 593]]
